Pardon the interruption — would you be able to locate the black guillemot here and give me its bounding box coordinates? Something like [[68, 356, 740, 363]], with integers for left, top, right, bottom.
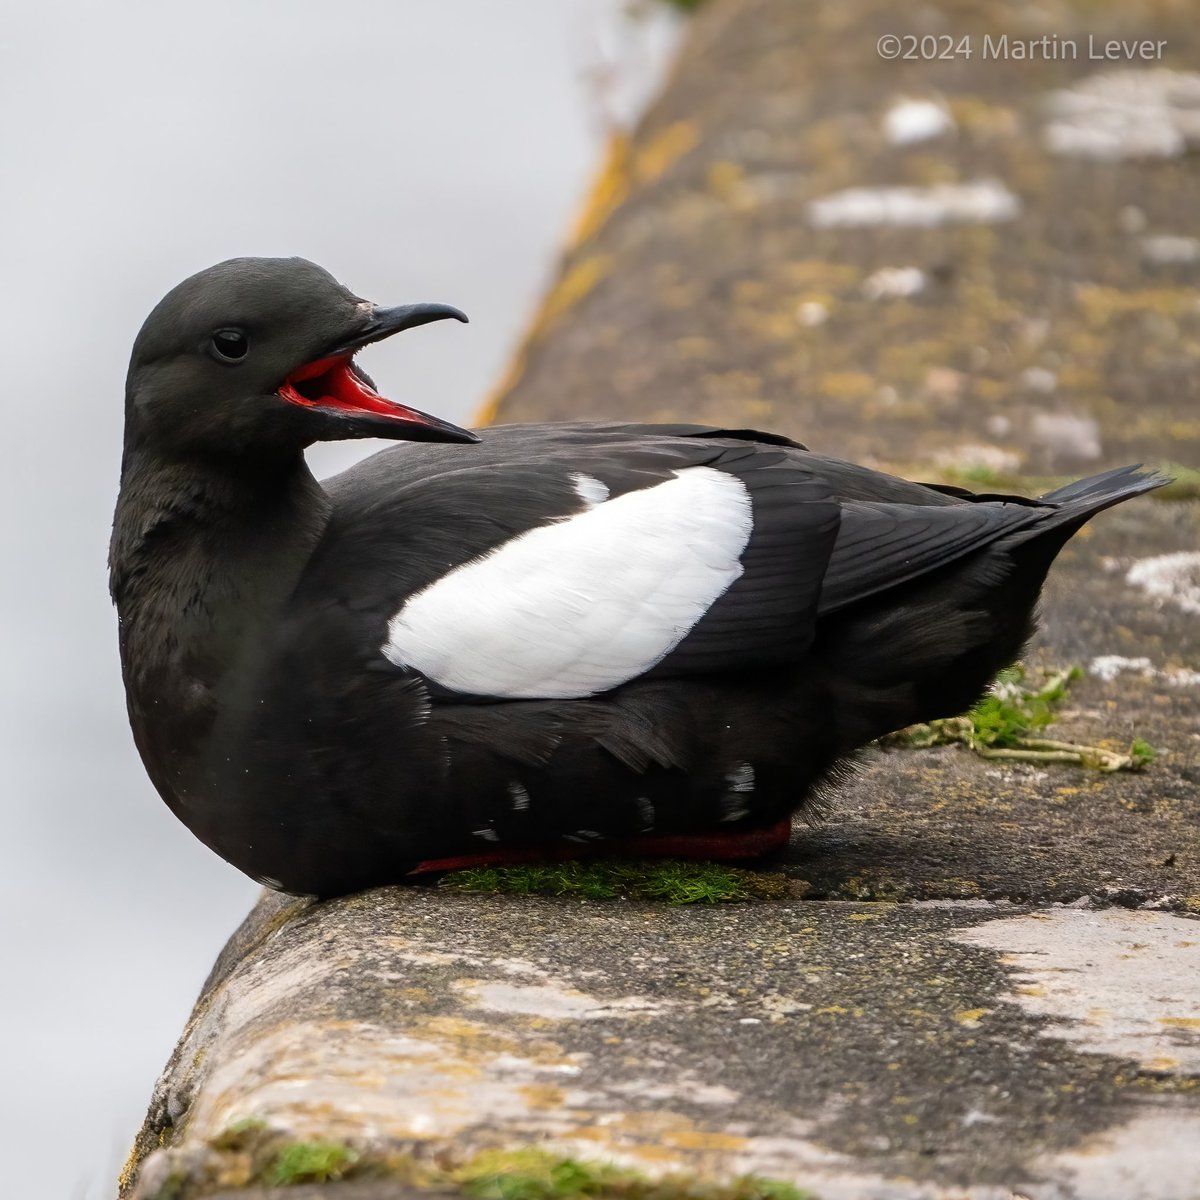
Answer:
[[109, 257, 1165, 897]]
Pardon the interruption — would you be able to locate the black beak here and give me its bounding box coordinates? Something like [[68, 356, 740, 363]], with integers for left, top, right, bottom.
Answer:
[[325, 303, 469, 357]]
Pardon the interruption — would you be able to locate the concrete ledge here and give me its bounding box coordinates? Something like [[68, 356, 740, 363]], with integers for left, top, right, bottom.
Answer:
[[126, 890, 1199, 1200]]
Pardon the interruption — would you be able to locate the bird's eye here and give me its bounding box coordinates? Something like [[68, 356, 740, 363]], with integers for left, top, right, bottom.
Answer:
[[210, 328, 249, 362]]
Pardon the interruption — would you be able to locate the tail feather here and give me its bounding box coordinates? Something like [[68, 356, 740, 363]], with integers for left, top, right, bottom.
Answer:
[[820, 465, 1168, 745], [1005, 465, 1169, 551], [1038, 465, 1169, 510]]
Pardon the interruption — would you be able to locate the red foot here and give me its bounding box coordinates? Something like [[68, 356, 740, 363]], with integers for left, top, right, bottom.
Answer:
[[619, 817, 793, 860], [407, 817, 793, 876]]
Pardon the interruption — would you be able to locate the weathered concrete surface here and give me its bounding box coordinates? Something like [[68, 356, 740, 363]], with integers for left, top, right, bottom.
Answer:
[[127, 893, 1200, 1200], [121, 0, 1200, 1196], [484, 0, 1200, 476]]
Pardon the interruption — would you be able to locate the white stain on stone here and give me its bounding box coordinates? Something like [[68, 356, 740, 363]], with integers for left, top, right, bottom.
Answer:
[[1126, 551, 1200, 616], [808, 179, 1020, 229], [954, 910, 1200, 1071], [1037, 1110, 1200, 1200], [456, 980, 671, 1020], [1029, 411, 1102, 460], [608, 1078, 741, 1106], [1045, 68, 1200, 160], [1141, 233, 1200, 265], [930, 444, 1023, 474], [1119, 204, 1149, 234], [1018, 366, 1058, 394], [1090, 655, 1200, 688], [496, 957, 551, 979], [795, 299, 829, 327], [862, 266, 926, 300], [1091, 655, 1156, 682], [883, 97, 955, 145], [188, 1019, 592, 1148]]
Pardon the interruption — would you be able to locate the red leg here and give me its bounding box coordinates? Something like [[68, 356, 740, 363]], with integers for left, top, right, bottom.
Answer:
[[615, 816, 793, 860], [407, 842, 584, 875], [406, 817, 792, 876]]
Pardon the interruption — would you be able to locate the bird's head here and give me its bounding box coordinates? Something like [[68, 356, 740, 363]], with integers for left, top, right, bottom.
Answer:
[[124, 256, 477, 457]]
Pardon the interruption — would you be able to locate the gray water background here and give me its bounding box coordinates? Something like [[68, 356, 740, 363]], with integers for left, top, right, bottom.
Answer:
[[0, 4, 677, 1195]]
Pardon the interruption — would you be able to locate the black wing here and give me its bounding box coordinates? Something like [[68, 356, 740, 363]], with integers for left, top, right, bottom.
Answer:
[[309, 424, 841, 689]]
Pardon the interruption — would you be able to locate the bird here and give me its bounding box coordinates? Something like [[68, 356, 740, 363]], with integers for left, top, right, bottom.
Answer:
[[110, 257, 1165, 897]]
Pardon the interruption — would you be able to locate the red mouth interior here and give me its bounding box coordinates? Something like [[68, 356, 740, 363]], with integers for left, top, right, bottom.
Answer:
[[277, 355, 400, 416]]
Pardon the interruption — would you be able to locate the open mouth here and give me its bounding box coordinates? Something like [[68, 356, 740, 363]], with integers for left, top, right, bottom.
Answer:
[[272, 301, 478, 443], [277, 355, 396, 416]]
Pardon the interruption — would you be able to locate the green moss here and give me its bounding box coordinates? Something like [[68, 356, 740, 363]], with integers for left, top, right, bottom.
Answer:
[[190, 1133, 813, 1200], [957, 464, 1001, 486], [440, 859, 791, 904], [456, 1149, 815, 1200], [146, 1174, 187, 1200], [267, 1139, 358, 1186], [221, 1116, 266, 1139]]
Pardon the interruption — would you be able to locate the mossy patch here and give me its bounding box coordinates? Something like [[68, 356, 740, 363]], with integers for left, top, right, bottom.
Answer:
[[885, 664, 1155, 772], [439, 859, 795, 904], [169, 1131, 816, 1200], [267, 1139, 358, 1186], [456, 1149, 814, 1200], [146, 1174, 187, 1200], [214, 1116, 266, 1143]]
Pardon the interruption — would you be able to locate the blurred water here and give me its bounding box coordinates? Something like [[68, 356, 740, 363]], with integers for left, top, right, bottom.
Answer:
[[0, 3, 677, 1195]]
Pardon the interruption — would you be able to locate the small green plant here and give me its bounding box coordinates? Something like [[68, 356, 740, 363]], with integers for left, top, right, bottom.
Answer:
[[441, 858, 790, 903], [1130, 738, 1157, 767], [268, 1139, 358, 1186], [886, 664, 1156, 772], [967, 664, 1081, 747]]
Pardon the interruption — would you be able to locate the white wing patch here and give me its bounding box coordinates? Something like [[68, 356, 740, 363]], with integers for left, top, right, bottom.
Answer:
[[382, 467, 753, 699]]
